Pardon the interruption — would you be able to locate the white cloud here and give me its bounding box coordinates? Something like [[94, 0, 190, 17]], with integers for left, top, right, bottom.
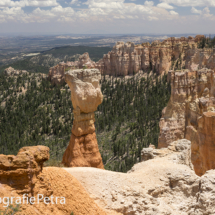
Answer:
[[148, 16, 158, 20], [70, 0, 78, 4], [191, 7, 202, 14], [57, 16, 74, 22], [1, 6, 24, 15], [32, 7, 55, 17], [26, 0, 58, 7], [88, 7, 107, 15], [0, 6, 30, 22], [0, 0, 182, 24], [0, 0, 58, 8], [157, 2, 174, 9], [70, 0, 81, 5], [203, 7, 210, 14], [0, 0, 198, 24], [83, 0, 154, 18], [169, 10, 178, 15], [85, 0, 124, 9], [32, 5, 74, 18], [144, 1, 154, 7], [0, 0, 24, 7], [0, 5, 75, 23], [160, 0, 215, 7], [51, 5, 74, 15]]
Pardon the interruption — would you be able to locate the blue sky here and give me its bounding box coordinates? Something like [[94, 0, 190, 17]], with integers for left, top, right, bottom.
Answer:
[[0, 0, 215, 35]]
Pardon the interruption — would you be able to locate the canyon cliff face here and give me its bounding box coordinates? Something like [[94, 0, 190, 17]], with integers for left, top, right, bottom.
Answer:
[[62, 69, 104, 169], [97, 35, 215, 76], [158, 68, 215, 176]]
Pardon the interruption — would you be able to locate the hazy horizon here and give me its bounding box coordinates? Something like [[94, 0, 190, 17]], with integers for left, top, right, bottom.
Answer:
[[1, 0, 215, 35], [0, 33, 214, 37]]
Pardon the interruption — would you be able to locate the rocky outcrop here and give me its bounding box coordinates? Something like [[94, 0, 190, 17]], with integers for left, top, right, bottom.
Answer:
[[0, 146, 107, 215], [62, 69, 104, 169], [78, 52, 97, 69], [48, 63, 65, 85], [48, 61, 79, 85], [65, 139, 215, 215], [4, 67, 28, 76], [185, 47, 215, 72], [186, 112, 215, 176], [48, 53, 97, 85], [0, 145, 49, 194], [2, 141, 215, 214], [158, 68, 215, 176]]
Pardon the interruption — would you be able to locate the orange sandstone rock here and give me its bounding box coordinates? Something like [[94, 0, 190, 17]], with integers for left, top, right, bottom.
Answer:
[[0, 146, 107, 215], [62, 133, 104, 168], [0, 145, 49, 194], [62, 69, 104, 169], [158, 68, 215, 176], [78, 52, 97, 69], [186, 112, 215, 176]]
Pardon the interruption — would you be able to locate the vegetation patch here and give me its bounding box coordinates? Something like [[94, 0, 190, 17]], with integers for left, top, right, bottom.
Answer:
[[0, 71, 170, 172]]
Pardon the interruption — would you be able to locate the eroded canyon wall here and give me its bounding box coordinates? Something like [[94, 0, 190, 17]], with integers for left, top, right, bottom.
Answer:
[[62, 69, 104, 169], [158, 68, 215, 176], [97, 35, 215, 76], [48, 36, 215, 85]]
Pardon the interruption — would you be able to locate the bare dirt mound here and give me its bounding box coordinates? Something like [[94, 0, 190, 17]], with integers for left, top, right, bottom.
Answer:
[[0, 145, 106, 215], [0, 167, 107, 215]]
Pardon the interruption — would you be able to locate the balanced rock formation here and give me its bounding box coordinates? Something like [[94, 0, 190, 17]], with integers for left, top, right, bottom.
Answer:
[[62, 69, 104, 169], [0, 146, 107, 215], [65, 139, 215, 215], [158, 68, 215, 176]]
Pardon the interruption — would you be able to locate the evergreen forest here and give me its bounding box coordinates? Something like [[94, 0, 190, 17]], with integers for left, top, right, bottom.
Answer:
[[0, 46, 112, 74], [198, 35, 215, 49], [0, 71, 171, 172]]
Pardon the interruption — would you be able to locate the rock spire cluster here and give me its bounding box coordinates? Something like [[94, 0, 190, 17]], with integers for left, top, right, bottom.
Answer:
[[96, 35, 215, 76], [48, 35, 215, 85], [62, 69, 104, 169]]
